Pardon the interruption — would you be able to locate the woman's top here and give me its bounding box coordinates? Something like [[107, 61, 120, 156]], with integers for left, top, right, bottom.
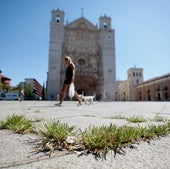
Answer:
[[64, 63, 73, 84]]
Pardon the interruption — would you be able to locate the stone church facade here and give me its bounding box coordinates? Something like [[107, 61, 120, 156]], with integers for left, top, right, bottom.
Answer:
[[46, 8, 116, 100]]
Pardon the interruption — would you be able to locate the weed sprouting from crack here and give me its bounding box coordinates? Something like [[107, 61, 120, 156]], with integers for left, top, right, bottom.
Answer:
[[1, 114, 170, 160]]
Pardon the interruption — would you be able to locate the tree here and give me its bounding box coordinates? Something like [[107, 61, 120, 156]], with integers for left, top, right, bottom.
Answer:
[[42, 83, 45, 100], [17, 82, 33, 100], [0, 82, 11, 92]]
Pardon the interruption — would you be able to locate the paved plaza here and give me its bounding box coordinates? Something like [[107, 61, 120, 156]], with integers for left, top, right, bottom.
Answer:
[[0, 101, 170, 169]]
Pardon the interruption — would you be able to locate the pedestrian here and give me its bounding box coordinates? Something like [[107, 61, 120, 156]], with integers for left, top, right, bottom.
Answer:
[[18, 88, 25, 101], [56, 56, 82, 106]]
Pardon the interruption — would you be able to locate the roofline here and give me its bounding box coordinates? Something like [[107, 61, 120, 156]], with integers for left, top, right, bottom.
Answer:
[[65, 17, 98, 30], [0, 75, 11, 81], [136, 72, 170, 86]]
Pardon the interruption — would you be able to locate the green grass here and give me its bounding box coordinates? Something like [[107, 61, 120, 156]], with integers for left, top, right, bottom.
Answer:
[[152, 114, 167, 122], [104, 115, 126, 120], [34, 109, 40, 113], [0, 114, 33, 134], [39, 120, 77, 152], [38, 119, 170, 158], [81, 125, 143, 157], [127, 116, 147, 123], [82, 115, 96, 117], [113, 115, 126, 119], [80, 121, 170, 158], [1, 114, 170, 159]]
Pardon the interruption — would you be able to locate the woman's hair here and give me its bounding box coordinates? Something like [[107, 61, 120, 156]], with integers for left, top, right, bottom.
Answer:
[[65, 56, 72, 63]]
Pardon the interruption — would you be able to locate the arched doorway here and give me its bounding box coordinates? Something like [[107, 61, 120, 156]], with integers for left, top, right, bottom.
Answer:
[[75, 75, 97, 96]]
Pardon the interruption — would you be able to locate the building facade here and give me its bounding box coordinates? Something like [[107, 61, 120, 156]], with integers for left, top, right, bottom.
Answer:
[[46, 8, 116, 100], [135, 73, 170, 101], [0, 71, 11, 87], [116, 68, 143, 101], [25, 78, 43, 100], [116, 67, 170, 101]]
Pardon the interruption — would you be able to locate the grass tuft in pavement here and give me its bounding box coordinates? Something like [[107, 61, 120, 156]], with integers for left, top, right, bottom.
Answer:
[[0, 114, 33, 134], [126, 116, 147, 123], [1, 114, 170, 159], [39, 120, 78, 154]]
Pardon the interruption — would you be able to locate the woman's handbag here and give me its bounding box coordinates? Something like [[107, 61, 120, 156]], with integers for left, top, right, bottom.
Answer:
[[69, 83, 75, 98]]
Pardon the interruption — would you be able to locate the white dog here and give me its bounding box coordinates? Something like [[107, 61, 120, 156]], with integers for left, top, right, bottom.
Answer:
[[79, 94, 96, 105]]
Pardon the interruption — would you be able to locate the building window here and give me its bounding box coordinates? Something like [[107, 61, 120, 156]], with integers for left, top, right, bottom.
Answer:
[[139, 91, 142, 101], [139, 95, 142, 100], [147, 87, 150, 93], [133, 72, 135, 77], [78, 58, 85, 73], [56, 16, 60, 22], [165, 92, 169, 99], [157, 85, 160, 91], [103, 22, 107, 29], [148, 94, 151, 101], [78, 58, 85, 65], [157, 93, 161, 100], [136, 72, 138, 76], [164, 86, 168, 91]]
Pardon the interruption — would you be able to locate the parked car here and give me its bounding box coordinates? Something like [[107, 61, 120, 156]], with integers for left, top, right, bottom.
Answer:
[[1, 92, 19, 100]]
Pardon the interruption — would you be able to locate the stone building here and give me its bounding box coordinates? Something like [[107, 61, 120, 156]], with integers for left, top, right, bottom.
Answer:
[[116, 68, 143, 101], [116, 67, 170, 101], [46, 8, 116, 100], [0, 71, 11, 87], [135, 73, 170, 101], [25, 78, 43, 100]]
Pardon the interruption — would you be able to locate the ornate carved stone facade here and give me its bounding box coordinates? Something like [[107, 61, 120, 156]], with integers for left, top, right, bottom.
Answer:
[[47, 9, 116, 100]]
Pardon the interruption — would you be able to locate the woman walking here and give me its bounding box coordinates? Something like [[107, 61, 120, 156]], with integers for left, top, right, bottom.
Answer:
[[56, 56, 82, 106]]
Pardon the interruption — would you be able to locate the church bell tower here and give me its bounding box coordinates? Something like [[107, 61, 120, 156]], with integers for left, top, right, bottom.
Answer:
[[99, 15, 116, 100], [47, 8, 65, 100]]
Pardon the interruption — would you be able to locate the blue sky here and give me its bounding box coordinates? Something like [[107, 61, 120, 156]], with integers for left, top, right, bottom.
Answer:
[[0, 0, 170, 86]]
